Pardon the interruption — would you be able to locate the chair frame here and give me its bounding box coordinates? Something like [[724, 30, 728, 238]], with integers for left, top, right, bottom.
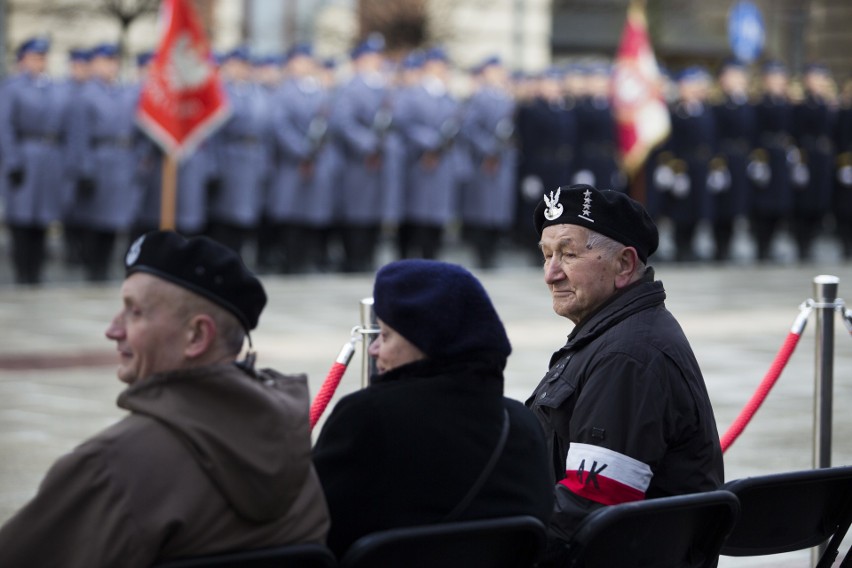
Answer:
[[151, 542, 337, 568], [720, 465, 852, 568], [338, 515, 547, 568], [563, 489, 741, 568]]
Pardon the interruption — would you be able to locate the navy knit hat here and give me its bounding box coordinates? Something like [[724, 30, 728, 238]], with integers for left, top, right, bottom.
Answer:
[[124, 231, 267, 332], [372, 260, 512, 361], [534, 184, 659, 263]]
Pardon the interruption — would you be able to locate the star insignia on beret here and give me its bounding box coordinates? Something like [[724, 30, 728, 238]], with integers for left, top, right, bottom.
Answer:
[[543, 188, 563, 221], [579, 188, 595, 222]]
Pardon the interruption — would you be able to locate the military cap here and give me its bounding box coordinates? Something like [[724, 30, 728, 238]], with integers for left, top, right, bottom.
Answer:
[[534, 184, 659, 263], [124, 231, 267, 332], [17, 37, 50, 60]]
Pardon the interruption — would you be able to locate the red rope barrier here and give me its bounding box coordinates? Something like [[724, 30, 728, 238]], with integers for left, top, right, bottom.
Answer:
[[720, 306, 811, 453], [310, 341, 357, 430]]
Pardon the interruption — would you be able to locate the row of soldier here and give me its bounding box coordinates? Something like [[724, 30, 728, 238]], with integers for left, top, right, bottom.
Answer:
[[514, 58, 852, 264], [4, 34, 852, 285], [2, 35, 523, 284]]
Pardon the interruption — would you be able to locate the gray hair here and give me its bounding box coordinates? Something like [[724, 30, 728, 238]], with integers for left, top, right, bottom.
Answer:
[[585, 230, 647, 273]]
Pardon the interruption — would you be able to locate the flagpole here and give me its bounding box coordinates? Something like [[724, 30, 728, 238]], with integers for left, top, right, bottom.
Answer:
[[160, 152, 178, 230]]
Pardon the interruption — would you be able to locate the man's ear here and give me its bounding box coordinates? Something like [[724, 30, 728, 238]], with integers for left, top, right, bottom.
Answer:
[[185, 314, 217, 359], [614, 247, 639, 289]]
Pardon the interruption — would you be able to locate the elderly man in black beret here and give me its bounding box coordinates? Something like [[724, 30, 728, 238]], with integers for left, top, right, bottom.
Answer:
[[526, 185, 724, 565], [0, 231, 329, 567]]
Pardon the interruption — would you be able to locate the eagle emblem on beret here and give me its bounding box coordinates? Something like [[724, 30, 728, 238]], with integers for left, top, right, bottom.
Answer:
[[543, 188, 564, 221], [126, 234, 145, 267]]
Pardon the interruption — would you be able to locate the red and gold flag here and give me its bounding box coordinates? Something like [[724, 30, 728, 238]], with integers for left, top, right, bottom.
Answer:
[[137, 0, 229, 158], [611, 0, 670, 178]]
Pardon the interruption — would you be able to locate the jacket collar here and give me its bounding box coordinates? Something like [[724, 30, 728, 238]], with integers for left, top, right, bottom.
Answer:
[[562, 267, 665, 351]]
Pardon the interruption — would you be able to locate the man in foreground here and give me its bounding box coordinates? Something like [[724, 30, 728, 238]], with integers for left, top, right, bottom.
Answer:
[[0, 231, 328, 567], [527, 184, 724, 565]]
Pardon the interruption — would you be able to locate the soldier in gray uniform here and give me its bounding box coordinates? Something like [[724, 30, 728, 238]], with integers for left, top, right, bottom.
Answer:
[[395, 47, 461, 261], [329, 34, 393, 272], [206, 46, 273, 259], [252, 53, 284, 270], [0, 37, 70, 284], [66, 43, 144, 281], [267, 43, 335, 273], [60, 47, 93, 268], [460, 56, 517, 269]]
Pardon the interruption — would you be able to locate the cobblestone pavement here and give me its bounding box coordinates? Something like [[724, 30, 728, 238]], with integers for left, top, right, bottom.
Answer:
[[0, 238, 851, 565]]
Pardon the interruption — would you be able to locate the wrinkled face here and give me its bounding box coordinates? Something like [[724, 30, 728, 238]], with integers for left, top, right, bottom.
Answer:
[[105, 273, 190, 385], [368, 318, 426, 374], [540, 224, 621, 325]]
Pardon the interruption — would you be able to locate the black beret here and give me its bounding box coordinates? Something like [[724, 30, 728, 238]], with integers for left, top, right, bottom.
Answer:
[[534, 184, 659, 263], [124, 231, 267, 331], [373, 259, 512, 361]]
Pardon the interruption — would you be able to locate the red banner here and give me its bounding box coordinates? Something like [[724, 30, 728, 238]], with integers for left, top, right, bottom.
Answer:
[[611, 0, 670, 178], [137, 0, 229, 159]]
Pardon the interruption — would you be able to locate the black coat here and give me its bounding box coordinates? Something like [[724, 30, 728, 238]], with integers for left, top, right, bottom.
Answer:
[[515, 98, 577, 245], [574, 96, 624, 191], [713, 94, 756, 219], [793, 92, 836, 215], [526, 270, 724, 546], [751, 94, 794, 216], [663, 101, 716, 224], [835, 106, 852, 219], [313, 354, 554, 558]]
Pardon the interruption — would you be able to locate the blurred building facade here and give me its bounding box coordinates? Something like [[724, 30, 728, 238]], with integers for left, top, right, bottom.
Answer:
[[553, 0, 852, 80], [0, 0, 849, 79]]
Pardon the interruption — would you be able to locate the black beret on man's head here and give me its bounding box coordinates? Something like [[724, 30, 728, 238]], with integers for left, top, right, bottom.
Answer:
[[124, 231, 267, 332], [534, 184, 659, 263]]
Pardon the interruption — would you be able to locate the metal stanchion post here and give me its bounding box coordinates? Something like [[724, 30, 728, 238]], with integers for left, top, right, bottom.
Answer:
[[812, 275, 839, 470], [359, 297, 379, 388], [812, 275, 839, 567]]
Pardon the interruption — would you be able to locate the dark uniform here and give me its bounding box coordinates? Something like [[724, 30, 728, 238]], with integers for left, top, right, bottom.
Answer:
[[835, 96, 852, 260], [515, 71, 577, 260], [572, 64, 624, 192], [661, 67, 716, 262], [791, 64, 836, 262], [749, 62, 795, 262], [711, 61, 756, 261]]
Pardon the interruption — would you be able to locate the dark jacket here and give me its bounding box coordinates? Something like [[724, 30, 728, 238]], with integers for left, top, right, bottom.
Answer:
[[313, 354, 554, 558], [0, 364, 329, 568], [526, 269, 724, 545]]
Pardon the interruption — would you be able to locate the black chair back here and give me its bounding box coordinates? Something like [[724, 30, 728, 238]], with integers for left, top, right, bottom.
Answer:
[[721, 465, 852, 568], [151, 542, 337, 568], [563, 489, 740, 568], [338, 515, 546, 568]]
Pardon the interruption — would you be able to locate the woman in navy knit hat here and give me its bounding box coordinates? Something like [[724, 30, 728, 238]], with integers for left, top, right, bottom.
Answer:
[[313, 259, 553, 559]]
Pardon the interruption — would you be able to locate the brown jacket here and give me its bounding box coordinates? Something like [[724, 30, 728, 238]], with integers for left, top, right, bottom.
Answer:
[[0, 364, 329, 568]]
